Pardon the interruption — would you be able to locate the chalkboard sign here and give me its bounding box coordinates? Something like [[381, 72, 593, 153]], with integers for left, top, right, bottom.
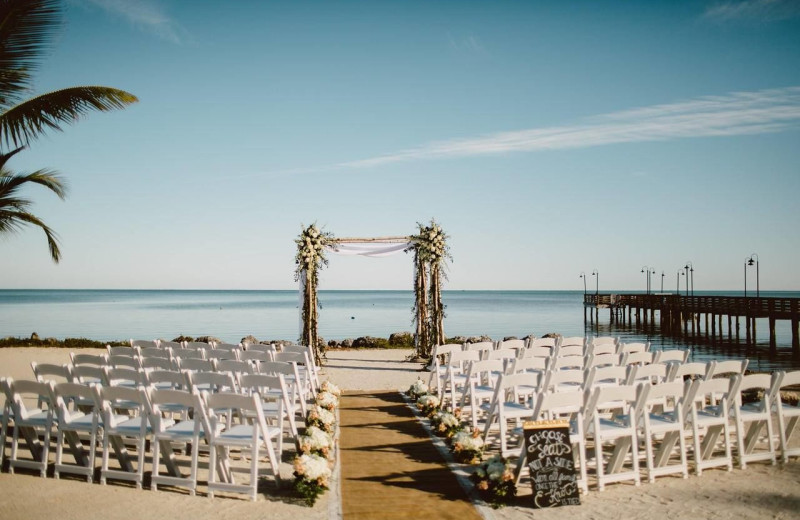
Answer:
[[522, 420, 581, 508]]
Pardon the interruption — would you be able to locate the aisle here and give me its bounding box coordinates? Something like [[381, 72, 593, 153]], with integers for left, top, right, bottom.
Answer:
[[338, 391, 483, 520]]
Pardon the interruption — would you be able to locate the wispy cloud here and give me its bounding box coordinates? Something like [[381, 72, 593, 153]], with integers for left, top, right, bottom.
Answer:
[[73, 0, 188, 44], [703, 0, 800, 23], [336, 87, 800, 169], [447, 32, 489, 57]]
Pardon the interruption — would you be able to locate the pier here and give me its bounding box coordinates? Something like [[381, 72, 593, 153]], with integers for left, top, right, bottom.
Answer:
[[584, 293, 800, 355]]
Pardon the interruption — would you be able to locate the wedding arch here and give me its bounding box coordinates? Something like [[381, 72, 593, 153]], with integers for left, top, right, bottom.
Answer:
[[294, 220, 450, 364]]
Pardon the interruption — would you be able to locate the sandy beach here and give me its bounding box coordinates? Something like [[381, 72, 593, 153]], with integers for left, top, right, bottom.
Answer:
[[1, 346, 798, 520]]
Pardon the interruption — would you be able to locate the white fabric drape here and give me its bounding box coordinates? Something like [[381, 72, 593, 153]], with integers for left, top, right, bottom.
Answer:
[[327, 242, 411, 257]]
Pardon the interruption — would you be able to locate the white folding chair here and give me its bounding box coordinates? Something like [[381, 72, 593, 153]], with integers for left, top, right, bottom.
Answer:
[[458, 359, 505, 430], [282, 344, 321, 392], [585, 353, 624, 370], [626, 363, 671, 386], [638, 380, 690, 482], [543, 368, 585, 394], [443, 350, 481, 407], [184, 370, 237, 395], [623, 351, 654, 367], [31, 362, 73, 407], [177, 358, 217, 373], [464, 341, 494, 360], [274, 352, 315, 399], [686, 376, 738, 476], [427, 343, 463, 393], [239, 373, 298, 458], [258, 361, 307, 417], [617, 342, 650, 355], [96, 385, 160, 488], [1, 377, 13, 467], [130, 339, 159, 350], [158, 340, 182, 350], [671, 361, 713, 382], [205, 391, 282, 500], [147, 388, 207, 495], [551, 355, 585, 371], [584, 384, 645, 491], [731, 373, 778, 469], [481, 372, 538, 457], [585, 365, 628, 390], [775, 370, 800, 463], [520, 346, 552, 359], [528, 337, 558, 350], [51, 382, 101, 482], [560, 336, 587, 348], [108, 355, 142, 370], [7, 379, 56, 478], [556, 344, 585, 359], [514, 389, 588, 493], [70, 353, 108, 368]]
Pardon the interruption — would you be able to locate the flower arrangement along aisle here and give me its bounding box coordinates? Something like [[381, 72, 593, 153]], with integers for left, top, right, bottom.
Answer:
[[451, 428, 485, 464], [316, 389, 339, 411], [307, 404, 336, 434], [293, 453, 332, 506], [416, 393, 441, 418], [430, 408, 464, 439], [298, 425, 335, 461], [469, 455, 517, 508], [320, 380, 341, 397], [407, 378, 429, 400]]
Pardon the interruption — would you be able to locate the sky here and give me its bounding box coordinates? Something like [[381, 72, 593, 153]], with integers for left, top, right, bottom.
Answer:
[[1, 0, 799, 291]]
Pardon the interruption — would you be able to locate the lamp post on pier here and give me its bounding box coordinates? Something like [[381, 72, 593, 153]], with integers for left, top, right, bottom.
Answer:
[[641, 266, 655, 294], [677, 270, 684, 295], [684, 261, 694, 296], [661, 271, 665, 293], [579, 272, 587, 295], [746, 253, 759, 298], [592, 269, 598, 295]]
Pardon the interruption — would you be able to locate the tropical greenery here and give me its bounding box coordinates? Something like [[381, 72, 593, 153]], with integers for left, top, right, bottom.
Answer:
[[0, 0, 137, 262]]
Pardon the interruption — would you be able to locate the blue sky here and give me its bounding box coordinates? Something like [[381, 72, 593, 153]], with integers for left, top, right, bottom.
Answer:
[[1, 0, 799, 291]]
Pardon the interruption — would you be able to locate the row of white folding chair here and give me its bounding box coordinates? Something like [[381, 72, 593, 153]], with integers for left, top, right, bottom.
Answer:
[[1, 376, 287, 500]]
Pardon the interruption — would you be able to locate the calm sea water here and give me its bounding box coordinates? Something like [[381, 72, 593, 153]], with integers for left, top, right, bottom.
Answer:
[[1, 289, 798, 371]]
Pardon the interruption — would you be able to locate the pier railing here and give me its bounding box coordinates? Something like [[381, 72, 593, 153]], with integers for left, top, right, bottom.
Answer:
[[584, 294, 799, 319]]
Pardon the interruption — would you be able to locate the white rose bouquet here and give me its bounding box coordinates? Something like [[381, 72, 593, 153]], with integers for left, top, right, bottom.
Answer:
[[320, 380, 341, 397], [452, 428, 485, 464], [416, 393, 440, 417], [306, 404, 336, 434], [407, 378, 429, 400], [469, 454, 517, 508], [316, 390, 339, 411], [430, 409, 463, 439], [293, 453, 332, 506], [298, 425, 335, 461]]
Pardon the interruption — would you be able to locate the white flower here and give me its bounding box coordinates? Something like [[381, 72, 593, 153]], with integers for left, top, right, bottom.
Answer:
[[294, 453, 332, 482], [408, 379, 428, 396], [453, 430, 485, 452], [417, 394, 440, 409], [320, 380, 341, 397], [298, 425, 334, 457], [316, 390, 339, 410]]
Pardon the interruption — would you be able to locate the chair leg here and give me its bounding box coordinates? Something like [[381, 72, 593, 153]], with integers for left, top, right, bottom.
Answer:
[[151, 436, 161, 491], [208, 444, 217, 499]]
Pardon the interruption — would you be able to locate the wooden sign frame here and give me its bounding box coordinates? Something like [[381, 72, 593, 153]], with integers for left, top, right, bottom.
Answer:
[[521, 419, 581, 508]]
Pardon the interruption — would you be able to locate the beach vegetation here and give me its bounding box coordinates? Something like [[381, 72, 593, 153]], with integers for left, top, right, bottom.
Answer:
[[0, 336, 127, 349], [0, 0, 137, 262]]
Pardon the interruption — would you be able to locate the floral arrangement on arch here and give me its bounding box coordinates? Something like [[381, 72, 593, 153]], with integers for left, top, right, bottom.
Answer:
[[430, 408, 464, 439], [469, 454, 517, 508], [451, 428, 485, 464], [293, 453, 332, 506], [416, 393, 441, 417]]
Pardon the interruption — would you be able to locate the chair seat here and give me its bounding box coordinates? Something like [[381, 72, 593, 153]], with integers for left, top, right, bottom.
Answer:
[[778, 402, 800, 417], [112, 415, 167, 435], [596, 417, 635, 437], [215, 424, 281, 445], [62, 413, 98, 431], [17, 410, 51, 427], [499, 401, 533, 418], [158, 420, 214, 440]]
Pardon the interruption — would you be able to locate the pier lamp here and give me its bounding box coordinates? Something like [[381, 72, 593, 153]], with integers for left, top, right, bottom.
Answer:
[[661, 271, 665, 293], [641, 266, 656, 294], [592, 269, 599, 295], [684, 261, 694, 296], [746, 254, 759, 298], [579, 272, 587, 295], [677, 270, 684, 295]]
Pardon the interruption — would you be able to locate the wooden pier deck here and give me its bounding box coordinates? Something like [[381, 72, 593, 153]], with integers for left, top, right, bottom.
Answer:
[[584, 293, 800, 355]]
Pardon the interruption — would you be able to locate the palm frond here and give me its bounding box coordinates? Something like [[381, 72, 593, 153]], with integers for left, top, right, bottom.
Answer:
[[0, 85, 138, 147], [0, 0, 61, 107], [0, 207, 61, 262], [0, 167, 66, 199]]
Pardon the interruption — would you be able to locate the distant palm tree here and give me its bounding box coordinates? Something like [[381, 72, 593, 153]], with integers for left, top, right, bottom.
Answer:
[[0, 0, 137, 262]]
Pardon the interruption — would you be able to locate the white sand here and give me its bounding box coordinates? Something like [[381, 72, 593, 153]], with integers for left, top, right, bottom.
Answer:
[[1, 346, 798, 520]]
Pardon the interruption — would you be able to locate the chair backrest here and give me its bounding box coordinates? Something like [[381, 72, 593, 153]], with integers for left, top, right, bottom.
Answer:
[[203, 392, 268, 438], [585, 365, 629, 389], [532, 388, 584, 421], [584, 383, 645, 428], [551, 355, 585, 371], [626, 362, 671, 385], [509, 356, 548, 375], [185, 371, 237, 394], [146, 369, 186, 390], [707, 359, 748, 379], [183, 341, 211, 351], [177, 358, 216, 373], [589, 336, 617, 347], [543, 368, 585, 392], [654, 349, 690, 364], [147, 388, 201, 431], [216, 359, 255, 378], [585, 353, 623, 369], [239, 350, 271, 365], [618, 342, 650, 355], [486, 349, 517, 362], [107, 345, 135, 357], [140, 357, 174, 371], [9, 379, 54, 419], [497, 339, 526, 352], [213, 342, 242, 352], [587, 343, 617, 357], [96, 385, 150, 428], [130, 339, 159, 349], [70, 365, 108, 386], [559, 336, 586, 348], [205, 349, 240, 361], [70, 353, 108, 367], [556, 344, 584, 358], [109, 354, 141, 370], [274, 351, 307, 365], [465, 359, 505, 386], [672, 361, 712, 381], [643, 380, 687, 407], [494, 372, 542, 402], [465, 341, 494, 358], [157, 340, 182, 350], [529, 337, 557, 349], [139, 347, 172, 360], [734, 373, 775, 409], [623, 351, 654, 366], [31, 362, 73, 384], [174, 349, 206, 361], [106, 367, 147, 388], [687, 376, 739, 418], [246, 343, 277, 355], [521, 346, 553, 359]]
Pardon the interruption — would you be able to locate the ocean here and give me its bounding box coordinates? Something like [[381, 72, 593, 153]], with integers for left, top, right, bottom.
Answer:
[[1, 289, 798, 371]]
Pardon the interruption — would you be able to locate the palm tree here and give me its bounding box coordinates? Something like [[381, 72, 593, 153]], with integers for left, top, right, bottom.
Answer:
[[0, 0, 137, 262]]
